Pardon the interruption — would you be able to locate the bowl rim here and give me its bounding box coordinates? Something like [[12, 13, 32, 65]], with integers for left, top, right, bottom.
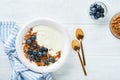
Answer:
[[16, 18, 71, 73]]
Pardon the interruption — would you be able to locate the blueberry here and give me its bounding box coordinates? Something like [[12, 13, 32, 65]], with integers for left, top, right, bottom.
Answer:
[[31, 35, 36, 41], [27, 49, 33, 55], [91, 7, 96, 13], [49, 57, 55, 63], [100, 13, 104, 18], [26, 39, 32, 45], [90, 4, 94, 10], [32, 44, 37, 49], [38, 52, 43, 57], [33, 50, 38, 55], [100, 8, 104, 13], [96, 14, 100, 19], [39, 47, 45, 52], [94, 16, 98, 20], [89, 11, 93, 16], [44, 60, 49, 64], [44, 48, 48, 52], [29, 55, 34, 60], [96, 5, 102, 10], [95, 11, 101, 18], [93, 3, 98, 8], [35, 57, 40, 62], [42, 51, 47, 56]]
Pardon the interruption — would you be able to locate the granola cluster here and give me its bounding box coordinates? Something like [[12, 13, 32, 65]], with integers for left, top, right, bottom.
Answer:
[[23, 28, 61, 66], [111, 13, 120, 38]]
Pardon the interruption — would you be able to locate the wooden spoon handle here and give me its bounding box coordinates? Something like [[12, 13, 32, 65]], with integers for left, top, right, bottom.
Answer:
[[77, 51, 87, 76], [80, 39, 86, 66]]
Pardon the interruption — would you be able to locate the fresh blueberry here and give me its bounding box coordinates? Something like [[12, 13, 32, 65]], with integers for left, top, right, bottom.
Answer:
[[35, 57, 40, 62], [100, 8, 104, 13], [29, 55, 34, 60], [89, 11, 93, 16], [42, 51, 47, 56], [100, 13, 104, 18], [96, 11, 101, 18], [49, 57, 55, 63], [44, 59, 49, 64], [33, 50, 38, 55], [39, 47, 45, 52], [96, 11, 100, 15], [90, 4, 94, 10], [93, 3, 98, 8], [44, 48, 48, 52], [38, 52, 43, 57], [91, 7, 96, 13], [26, 39, 32, 45], [32, 44, 37, 49], [94, 16, 98, 20], [96, 14, 100, 19], [31, 35, 36, 41], [27, 49, 33, 55], [96, 5, 102, 10]]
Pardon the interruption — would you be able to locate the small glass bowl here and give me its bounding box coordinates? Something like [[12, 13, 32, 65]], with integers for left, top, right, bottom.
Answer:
[[89, 2, 108, 21], [110, 12, 120, 39]]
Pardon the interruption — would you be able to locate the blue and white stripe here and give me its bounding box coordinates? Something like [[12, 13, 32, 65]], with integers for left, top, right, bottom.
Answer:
[[0, 22, 53, 80]]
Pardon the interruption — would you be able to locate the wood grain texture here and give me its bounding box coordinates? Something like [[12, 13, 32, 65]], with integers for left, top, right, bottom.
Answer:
[[0, 0, 120, 80]]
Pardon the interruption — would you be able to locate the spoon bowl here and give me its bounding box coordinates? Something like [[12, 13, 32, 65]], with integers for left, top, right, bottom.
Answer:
[[76, 28, 84, 40], [72, 39, 80, 51]]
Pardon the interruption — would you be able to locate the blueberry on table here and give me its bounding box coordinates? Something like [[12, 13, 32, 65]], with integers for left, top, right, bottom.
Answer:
[[49, 57, 55, 63], [38, 52, 43, 57], [26, 39, 32, 45], [27, 49, 33, 55], [33, 50, 38, 55], [32, 44, 37, 49], [31, 35, 36, 41], [29, 55, 34, 60], [44, 59, 49, 65], [42, 51, 47, 56]]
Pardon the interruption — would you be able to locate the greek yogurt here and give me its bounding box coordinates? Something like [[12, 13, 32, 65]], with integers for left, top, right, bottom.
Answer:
[[33, 25, 63, 56]]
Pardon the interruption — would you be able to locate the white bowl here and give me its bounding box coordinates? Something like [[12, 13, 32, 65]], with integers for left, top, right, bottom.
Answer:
[[16, 18, 71, 73]]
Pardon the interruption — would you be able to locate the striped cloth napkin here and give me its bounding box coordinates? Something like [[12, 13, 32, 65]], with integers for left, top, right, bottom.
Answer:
[[0, 22, 53, 80]]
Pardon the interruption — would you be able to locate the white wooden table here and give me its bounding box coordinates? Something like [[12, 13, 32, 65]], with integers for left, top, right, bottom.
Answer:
[[0, 0, 120, 80]]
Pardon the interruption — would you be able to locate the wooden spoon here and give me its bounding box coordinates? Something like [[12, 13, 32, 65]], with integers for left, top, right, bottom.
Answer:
[[72, 39, 87, 76], [76, 28, 86, 66]]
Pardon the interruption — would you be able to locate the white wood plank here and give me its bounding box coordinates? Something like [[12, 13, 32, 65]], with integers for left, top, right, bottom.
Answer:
[[65, 24, 120, 56], [0, 0, 119, 24], [52, 55, 120, 80], [0, 68, 11, 80], [0, 56, 11, 80], [1, 55, 120, 80]]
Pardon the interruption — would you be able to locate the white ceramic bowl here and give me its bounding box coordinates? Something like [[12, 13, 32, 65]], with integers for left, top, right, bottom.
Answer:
[[16, 18, 71, 73]]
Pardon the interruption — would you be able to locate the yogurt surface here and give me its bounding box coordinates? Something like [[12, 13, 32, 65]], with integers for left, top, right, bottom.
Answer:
[[33, 25, 63, 55]]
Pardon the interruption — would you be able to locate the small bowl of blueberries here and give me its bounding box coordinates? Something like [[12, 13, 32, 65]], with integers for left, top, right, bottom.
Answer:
[[89, 2, 108, 21]]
